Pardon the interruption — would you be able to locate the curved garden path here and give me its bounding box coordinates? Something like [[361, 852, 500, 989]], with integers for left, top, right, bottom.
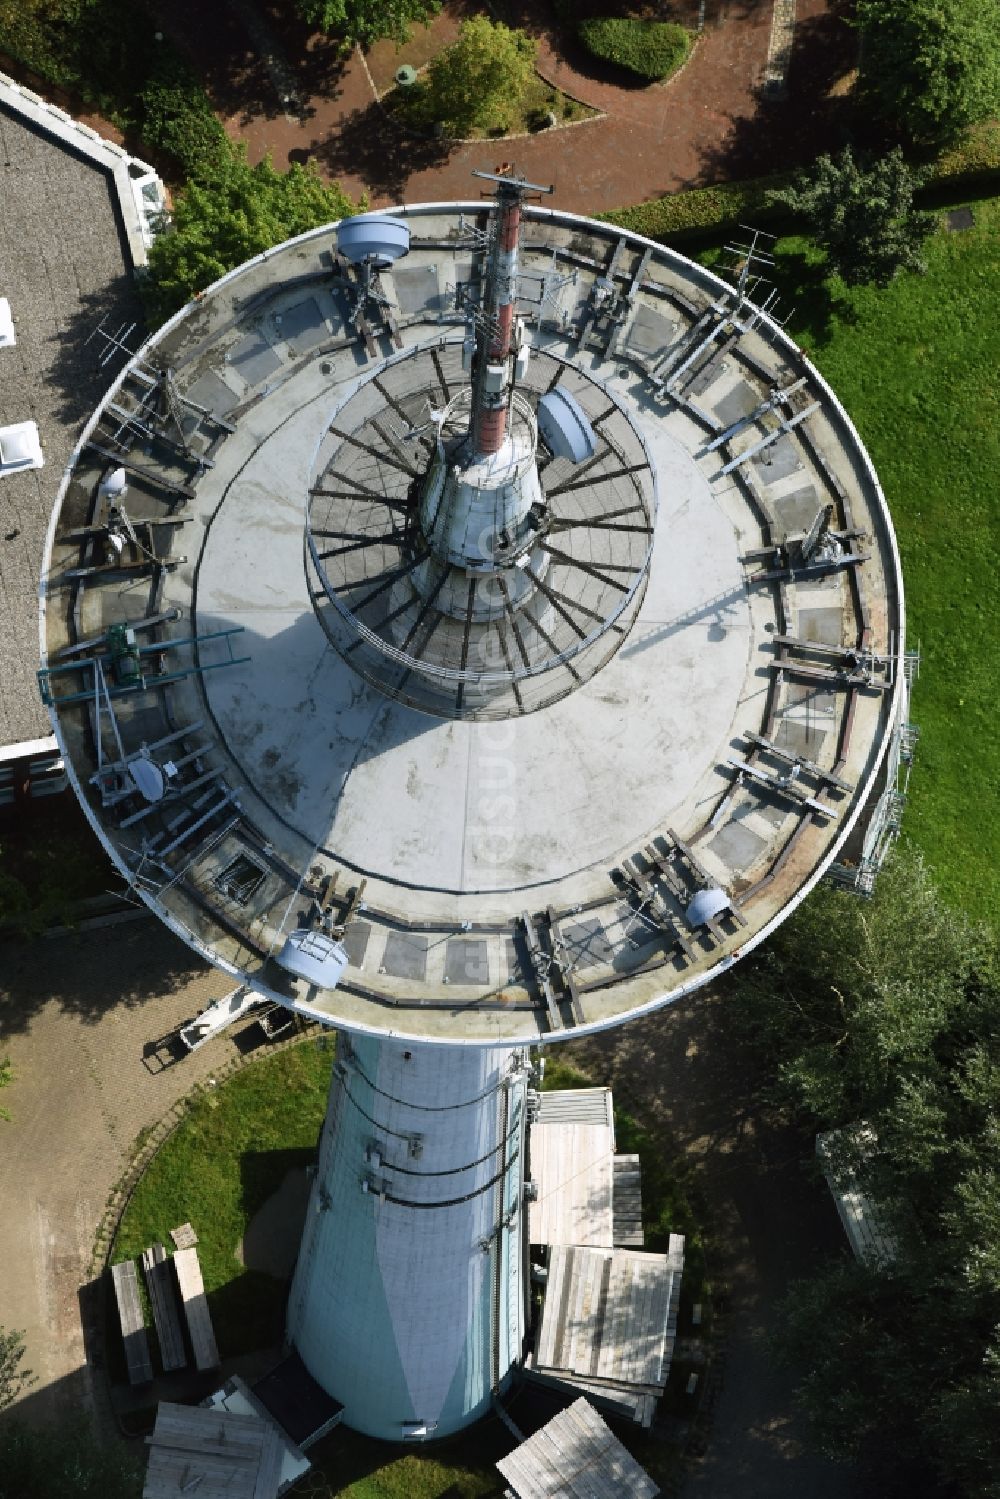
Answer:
[[157, 0, 849, 215]]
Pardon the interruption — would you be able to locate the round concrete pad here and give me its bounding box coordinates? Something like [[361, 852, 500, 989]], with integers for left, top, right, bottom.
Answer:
[[197, 398, 752, 893]]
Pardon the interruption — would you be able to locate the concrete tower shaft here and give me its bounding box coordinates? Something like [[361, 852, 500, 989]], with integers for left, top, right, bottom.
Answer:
[[288, 1037, 529, 1441]]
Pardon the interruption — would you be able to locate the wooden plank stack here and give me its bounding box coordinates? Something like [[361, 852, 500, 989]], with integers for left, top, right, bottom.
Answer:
[[111, 1259, 154, 1386], [173, 1245, 220, 1371]]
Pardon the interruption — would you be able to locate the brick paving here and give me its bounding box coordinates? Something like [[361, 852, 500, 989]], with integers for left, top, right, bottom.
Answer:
[[0, 3, 855, 1477], [155, 0, 848, 214], [0, 919, 235, 1425]]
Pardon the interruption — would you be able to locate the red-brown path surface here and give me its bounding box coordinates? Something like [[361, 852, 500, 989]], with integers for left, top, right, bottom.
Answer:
[[155, 0, 850, 215]]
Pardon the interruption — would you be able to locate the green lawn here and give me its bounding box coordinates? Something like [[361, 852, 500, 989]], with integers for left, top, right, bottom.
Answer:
[[114, 1040, 334, 1358], [736, 202, 1000, 925]]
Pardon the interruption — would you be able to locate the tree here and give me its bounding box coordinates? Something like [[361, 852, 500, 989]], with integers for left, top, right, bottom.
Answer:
[[0, 1327, 35, 1412], [419, 16, 537, 136], [293, 0, 440, 48], [725, 846, 1000, 1493], [768, 148, 936, 287], [0, 1055, 11, 1122], [145, 152, 363, 322], [855, 0, 1000, 147]]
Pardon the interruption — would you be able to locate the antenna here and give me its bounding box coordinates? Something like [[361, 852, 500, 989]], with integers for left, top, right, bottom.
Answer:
[[85, 314, 139, 370], [466, 167, 550, 457]]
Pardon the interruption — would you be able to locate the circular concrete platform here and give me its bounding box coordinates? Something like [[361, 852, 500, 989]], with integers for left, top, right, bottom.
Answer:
[[41, 202, 903, 1042], [197, 386, 750, 893]]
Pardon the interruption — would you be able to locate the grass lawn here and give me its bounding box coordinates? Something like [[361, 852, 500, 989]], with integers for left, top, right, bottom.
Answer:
[[112, 1044, 693, 1495], [700, 199, 1000, 926], [114, 1039, 334, 1358]]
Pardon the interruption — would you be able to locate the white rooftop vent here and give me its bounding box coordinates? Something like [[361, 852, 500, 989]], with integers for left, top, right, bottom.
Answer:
[[0, 298, 15, 348], [336, 214, 411, 267], [0, 421, 43, 474], [277, 929, 348, 990], [536, 386, 597, 463], [685, 887, 731, 927]]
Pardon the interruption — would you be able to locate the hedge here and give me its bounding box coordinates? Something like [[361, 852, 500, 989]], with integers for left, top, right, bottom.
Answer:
[[601, 121, 1000, 245], [600, 173, 792, 242], [579, 18, 690, 82], [138, 54, 233, 182], [926, 120, 1000, 191]]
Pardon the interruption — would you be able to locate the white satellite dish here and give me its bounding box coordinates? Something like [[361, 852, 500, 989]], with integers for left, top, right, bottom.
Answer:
[[99, 466, 128, 499], [686, 887, 731, 928], [127, 757, 165, 802], [537, 386, 597, 463]]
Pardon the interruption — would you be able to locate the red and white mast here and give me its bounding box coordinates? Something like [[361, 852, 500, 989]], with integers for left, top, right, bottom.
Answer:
[[470, 168, 540, 456], [418, 168, 553, 572]]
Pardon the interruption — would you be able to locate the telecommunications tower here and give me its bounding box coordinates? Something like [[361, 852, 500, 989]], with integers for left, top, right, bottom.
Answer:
[[41, 168, 904, 1439]]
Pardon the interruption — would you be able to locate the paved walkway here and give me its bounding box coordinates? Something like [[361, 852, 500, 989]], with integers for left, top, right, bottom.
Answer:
[[155, 0, 847, 213], [0, 918, 235, 1428], [570, 995, 856, 1499]]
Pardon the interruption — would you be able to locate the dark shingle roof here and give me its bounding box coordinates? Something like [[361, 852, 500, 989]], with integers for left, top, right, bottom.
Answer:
[[0, 105, 143, 748]]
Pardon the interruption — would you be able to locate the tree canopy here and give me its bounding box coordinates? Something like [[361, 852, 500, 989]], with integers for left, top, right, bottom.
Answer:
[[855, 0, 1000, 146], [0, 1056, 11, 1123], [0, 1327, 34, 1412], [293, 0, 439, 48], [419, 16, 537, 136], [145, 152, 362, 322], [726, 845, 1000, 1494], [767, 148, 936, 287], [0, 1414, 142, 1498]]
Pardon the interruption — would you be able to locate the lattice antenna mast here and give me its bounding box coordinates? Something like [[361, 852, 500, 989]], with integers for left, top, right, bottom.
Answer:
[[468, 168, 552, 457], [85, 315, 140, 370], [723, 225, 777, 310]]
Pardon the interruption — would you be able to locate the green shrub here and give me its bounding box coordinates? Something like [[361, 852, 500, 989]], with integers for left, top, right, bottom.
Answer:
[[0, 0, 150, 112], [929, 120, 1000, 189], [579, 17, 690, 81], [0, 0, 230, 182], [138, 54, 232, 181], [601, 118, 1000, 249], [601, 173, 791, 242], [420, 16, 536, 135]]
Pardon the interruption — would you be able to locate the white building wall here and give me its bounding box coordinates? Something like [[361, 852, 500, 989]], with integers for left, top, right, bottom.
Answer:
[[288, 1034, 528, 1440]]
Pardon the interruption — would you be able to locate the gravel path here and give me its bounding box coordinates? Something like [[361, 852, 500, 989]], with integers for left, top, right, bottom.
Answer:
[[1, 917, 855, 1495]]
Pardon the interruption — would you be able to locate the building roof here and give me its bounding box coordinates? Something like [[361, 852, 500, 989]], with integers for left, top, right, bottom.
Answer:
[[251, 1350, 344, 1449], [534, 1240, 684, 1422], [535, 1087, 614, 1128], [0, 97, 143, 750], [496, 1395, 659, 1499], [143, 1402, 282, 1499], [204, 1376, 313, 1495], [530, 1088, 615, 1247]]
